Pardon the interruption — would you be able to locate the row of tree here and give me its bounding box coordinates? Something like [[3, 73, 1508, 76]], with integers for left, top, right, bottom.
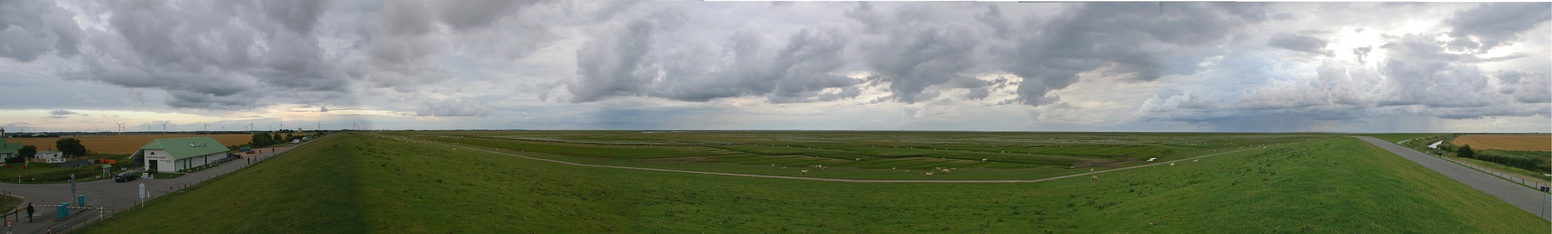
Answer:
[[1456, 144, 1551, 173], [249, 132, 307, 148], [3, 138, 89, 164]]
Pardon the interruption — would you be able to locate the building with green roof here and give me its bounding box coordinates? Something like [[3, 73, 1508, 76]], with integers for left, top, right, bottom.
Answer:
[[0, 137, 22, 161], [133, 137, 231, 173]]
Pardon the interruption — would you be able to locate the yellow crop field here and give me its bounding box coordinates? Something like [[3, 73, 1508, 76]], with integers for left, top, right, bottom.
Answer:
[[1452, 135, 1551, 152], [3, 134, 268, 155]]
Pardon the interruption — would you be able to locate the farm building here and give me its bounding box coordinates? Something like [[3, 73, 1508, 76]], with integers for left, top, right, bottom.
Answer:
[[132, 137, 231, 173], [34, 150, 64, 163], [0, 137, 21, 161]]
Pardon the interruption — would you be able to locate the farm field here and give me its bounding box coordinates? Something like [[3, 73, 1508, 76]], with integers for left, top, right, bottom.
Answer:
[[81, 132, 1547, 233], [1452, 134, 1552, 151], [4, 133, 266, 155], [391, 131, 1329, 180]]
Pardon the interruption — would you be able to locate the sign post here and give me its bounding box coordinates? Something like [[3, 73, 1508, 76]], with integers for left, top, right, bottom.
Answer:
[[138, 183, 146, 207]]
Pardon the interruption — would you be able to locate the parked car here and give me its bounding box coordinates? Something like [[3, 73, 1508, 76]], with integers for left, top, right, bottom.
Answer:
[[113, 172, 138, 182]]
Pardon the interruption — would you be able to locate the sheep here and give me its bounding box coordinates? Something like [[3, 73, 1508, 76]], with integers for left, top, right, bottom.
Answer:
[[891, 167, 897, 170], [1169, 162, 1175, 166], [925, 172, 934, 177], [982, 158, 988, 162], [855, 158, 861, 161], [941, 169, 951, 173], [1090, 175, 1099, 182], [1147, 157, 1157, 162], [1089, 168, 1094, 172], [1193, 159, 1198, 162], [801, 169, 809, 175]]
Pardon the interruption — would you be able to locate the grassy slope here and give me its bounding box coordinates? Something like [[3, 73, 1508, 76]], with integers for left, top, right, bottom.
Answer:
[[82, 133, 1547, 233]]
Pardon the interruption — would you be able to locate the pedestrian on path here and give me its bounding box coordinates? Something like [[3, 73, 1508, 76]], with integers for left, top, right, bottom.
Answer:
[[26, 203, 33, 223]]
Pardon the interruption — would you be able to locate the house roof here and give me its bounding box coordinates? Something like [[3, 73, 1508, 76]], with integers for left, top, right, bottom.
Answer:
[[0, 138, 21, 154], [139, 137, 230, 160]]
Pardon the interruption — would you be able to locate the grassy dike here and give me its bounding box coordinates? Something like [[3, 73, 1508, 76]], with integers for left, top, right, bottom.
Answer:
[[81, 133, 1548, 233]]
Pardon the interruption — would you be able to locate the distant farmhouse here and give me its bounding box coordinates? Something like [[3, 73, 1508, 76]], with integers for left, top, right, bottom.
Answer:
[[33, 151, 64, 163], [133, 137, 230, 173]]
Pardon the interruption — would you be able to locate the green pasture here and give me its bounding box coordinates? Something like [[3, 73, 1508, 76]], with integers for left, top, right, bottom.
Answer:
[[82, 132, 1547, 233]]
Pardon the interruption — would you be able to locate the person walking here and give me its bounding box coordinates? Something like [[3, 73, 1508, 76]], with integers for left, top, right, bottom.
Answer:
[[25, 203, 33, 223]]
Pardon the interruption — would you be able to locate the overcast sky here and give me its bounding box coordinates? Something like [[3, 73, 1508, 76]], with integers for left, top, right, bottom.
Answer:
[[0, 1, 1548, 133]]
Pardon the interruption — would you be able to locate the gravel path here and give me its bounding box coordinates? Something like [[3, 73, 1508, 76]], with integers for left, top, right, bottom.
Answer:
[[1355, 136, 1551, 221]]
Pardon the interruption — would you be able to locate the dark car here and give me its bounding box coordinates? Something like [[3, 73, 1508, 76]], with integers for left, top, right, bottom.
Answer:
[[113, 172, 138, 182]]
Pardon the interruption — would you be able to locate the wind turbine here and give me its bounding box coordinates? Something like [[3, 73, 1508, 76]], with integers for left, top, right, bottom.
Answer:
[[160, 121, 169, 133], [114, 121, 125, 134], [202, 122, 210, 132], [247, 122, 255, 132], [278, 121, 285, 132]]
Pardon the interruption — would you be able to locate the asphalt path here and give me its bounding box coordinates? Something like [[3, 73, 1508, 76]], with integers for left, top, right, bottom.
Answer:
[[378, 134, 1290, 183], [1355, 136, 1551, 221], [1, 137, 319, 234]]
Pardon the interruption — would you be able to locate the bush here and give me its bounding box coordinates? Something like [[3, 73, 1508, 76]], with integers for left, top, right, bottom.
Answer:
[[1456, 145, 1474, 159]]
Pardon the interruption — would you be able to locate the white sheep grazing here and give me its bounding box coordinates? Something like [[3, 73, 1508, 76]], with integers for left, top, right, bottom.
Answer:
[[1169, 162, 1175, 166], [855, 158, 861, 161], [801, 169, 809, 174], [1193, 159, 1198, 162], [925, 172, 934, 176], [1147, 157, 1157, 162], [941, 169, 951, 173], [982, 158, 988, 162]]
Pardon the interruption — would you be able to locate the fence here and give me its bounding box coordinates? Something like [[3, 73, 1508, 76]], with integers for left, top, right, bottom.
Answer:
[[1438, 156, 1550, 191], [1398, 137, 1550, 192]]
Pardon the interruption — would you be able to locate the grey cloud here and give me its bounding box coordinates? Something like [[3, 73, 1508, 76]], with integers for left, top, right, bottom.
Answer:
[[61, 0, 345, 110], [48, 109, 76, 118], [416, 98, 491, 117], [1138, 31, 1548, 124], [570, 7, 858, 103], [1267, 33, 1330, 55], [1494, 70, 1551, 104], [0, 0, 81, 61], [1446, 3, 1551, 51], [850, 3, 984, 103], [1001, 3, 1268, 106], [438, 0, 544, 32]]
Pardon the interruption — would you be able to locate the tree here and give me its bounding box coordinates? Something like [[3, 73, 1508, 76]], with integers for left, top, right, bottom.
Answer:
[[4, 145, 32, 163], [251, 132, 275, 148], [56, 138, 87, 157], [1456, 144, 1475, 158]]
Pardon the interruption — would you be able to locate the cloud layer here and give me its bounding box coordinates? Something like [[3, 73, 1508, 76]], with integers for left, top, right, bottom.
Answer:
[[0, 1, 1545, 132]]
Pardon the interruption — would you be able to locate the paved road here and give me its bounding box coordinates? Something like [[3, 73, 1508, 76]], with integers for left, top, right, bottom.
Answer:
[[1356, 136, 1551, 221], [0, 137, 319, 234], [378, 134, 1290, 184]]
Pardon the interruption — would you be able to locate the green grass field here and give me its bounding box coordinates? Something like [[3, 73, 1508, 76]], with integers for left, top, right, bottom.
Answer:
[[80, 132, 1547, 233], [401, 131, 1326, 180]]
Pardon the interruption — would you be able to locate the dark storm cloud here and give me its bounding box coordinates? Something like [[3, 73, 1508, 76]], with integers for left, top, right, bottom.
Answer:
[[0, 0, 80, 62], [1266, 33, 1330, 55], [999, 3, 1268, 106], [61, 0, 346, 110], [849, 3, 982, 103], [570, 7, 858, 103], [1445, 2, 1551, 52]]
